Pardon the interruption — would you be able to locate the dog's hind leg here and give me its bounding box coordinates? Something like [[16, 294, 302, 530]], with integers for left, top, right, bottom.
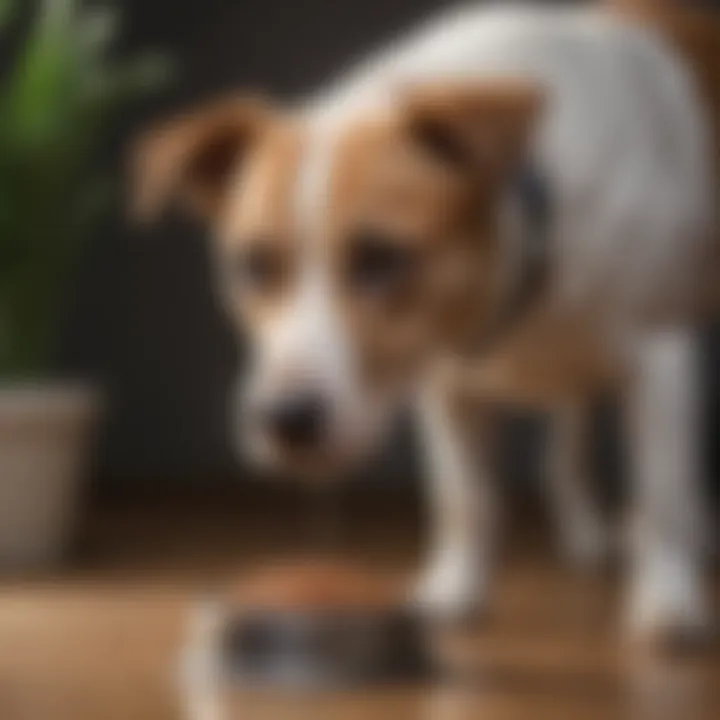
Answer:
[[624, 328, 709, 643], [544, 401, 610, 567]]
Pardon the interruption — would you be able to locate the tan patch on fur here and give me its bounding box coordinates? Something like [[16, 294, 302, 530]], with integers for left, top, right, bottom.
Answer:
[[220, 123, 305, 244], [131, 96, 272, 224], [217, 122, 307, 324], [213, 82, 543, 397], [403, 80, 544, 183], [453, 306, 628, 407], [322, 111, 505, 388]]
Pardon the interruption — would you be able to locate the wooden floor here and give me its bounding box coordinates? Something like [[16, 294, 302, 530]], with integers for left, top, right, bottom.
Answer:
[[0, 498, 717, 720]]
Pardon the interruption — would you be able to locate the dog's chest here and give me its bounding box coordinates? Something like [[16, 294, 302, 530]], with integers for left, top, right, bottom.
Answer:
[[451, 308, 627, 406]]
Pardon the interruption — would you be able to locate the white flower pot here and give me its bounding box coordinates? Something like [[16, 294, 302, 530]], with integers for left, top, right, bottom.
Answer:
[[0, 383, 101, 568]]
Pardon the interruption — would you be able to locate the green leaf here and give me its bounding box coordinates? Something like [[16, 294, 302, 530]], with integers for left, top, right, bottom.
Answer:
[[0, 0, 173, 375]]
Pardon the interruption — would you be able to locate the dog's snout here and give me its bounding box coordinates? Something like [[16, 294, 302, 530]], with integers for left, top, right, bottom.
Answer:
[[264, 393, 327, 449]]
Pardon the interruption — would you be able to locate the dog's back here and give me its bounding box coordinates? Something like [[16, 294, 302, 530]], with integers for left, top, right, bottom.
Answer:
[[610, 0, 720, 309]]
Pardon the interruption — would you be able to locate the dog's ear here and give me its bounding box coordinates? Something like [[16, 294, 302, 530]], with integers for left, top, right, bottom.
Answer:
[[402, 80, 544, 184], [130, 97, 272, 225]]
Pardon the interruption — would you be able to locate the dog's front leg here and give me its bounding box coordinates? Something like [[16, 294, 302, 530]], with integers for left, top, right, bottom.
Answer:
[[414, 371, 496, 620], [625, 329, 709, 642]]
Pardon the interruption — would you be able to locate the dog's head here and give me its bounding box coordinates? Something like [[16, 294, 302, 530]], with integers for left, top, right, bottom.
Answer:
[[133, 81, 542, 476]]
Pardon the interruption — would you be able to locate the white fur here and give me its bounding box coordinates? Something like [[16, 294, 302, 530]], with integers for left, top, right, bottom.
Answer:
[[625, 330, 708, 637], [261, 125, 343, 389], [414, 373, 496, 616], [247, 125, 358, 457]]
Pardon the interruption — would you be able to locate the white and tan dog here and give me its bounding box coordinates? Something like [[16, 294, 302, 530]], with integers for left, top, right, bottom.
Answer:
[[135, 1, 719, 641]]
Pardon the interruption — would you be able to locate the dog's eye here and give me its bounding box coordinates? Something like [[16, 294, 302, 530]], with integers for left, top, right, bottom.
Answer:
[[233, 245, 283, 292], [346, 232, 417, 294]]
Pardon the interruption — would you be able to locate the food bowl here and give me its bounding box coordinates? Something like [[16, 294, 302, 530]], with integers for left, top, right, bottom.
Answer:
[[184, 559, 434, 690]]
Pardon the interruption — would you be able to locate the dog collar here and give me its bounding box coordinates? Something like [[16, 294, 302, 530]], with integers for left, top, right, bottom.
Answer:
[[465, 164, 552, 355]]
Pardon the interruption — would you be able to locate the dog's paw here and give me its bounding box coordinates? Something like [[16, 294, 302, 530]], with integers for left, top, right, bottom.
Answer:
[[625, 552, 710, 649], [412, 554, 488, 624]]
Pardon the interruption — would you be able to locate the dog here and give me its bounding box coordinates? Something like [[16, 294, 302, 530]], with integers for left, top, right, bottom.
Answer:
[[133, 0, 719, 643]]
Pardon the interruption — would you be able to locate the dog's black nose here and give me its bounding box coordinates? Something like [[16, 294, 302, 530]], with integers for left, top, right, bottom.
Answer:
[[265, 394, 327, 448]]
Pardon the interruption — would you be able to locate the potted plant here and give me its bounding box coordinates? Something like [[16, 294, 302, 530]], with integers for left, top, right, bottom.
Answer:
[[0, 0, 169, 566]]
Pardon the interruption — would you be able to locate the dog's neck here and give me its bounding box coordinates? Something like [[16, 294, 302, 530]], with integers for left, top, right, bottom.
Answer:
[[457, 164, 552, 358]]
